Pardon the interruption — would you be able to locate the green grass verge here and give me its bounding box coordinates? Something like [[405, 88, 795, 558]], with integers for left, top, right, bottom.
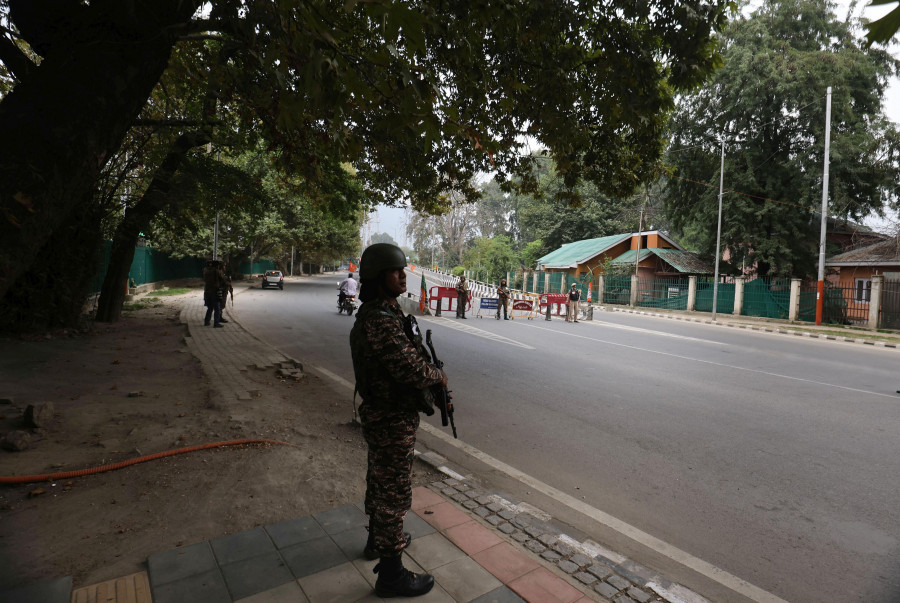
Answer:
[[151, 287, 193, 296]]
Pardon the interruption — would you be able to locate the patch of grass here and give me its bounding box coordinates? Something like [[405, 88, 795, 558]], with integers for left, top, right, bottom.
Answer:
[[152, 287, 193, 296], [123, 302, 151, 311]]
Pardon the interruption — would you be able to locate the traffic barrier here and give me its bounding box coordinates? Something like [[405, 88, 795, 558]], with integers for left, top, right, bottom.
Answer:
[[429, 286, 471, 316], [509, 294, 540, 319], [475, 297, 498, 318], [539, 293, 568, 319]]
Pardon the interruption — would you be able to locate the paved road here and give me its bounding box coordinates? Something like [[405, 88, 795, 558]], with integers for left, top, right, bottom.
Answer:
[[234, 274, 900, 603]]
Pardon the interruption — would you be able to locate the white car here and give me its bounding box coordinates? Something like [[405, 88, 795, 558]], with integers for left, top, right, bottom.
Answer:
[[261, 270, 283, 290]]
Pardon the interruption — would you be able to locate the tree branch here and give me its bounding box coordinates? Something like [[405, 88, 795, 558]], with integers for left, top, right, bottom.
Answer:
[[132, 118, 219, 128], [0, 35, 35, 81]]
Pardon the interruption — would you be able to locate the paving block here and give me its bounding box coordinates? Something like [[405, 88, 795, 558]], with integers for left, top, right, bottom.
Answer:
[[607, 573, 632, 591], [508, 567, 584, 603], [314, 504, 368, 535], [570, 553, 592, 567], [280, 535, 349, 579], [472, 542, 541, 584], [627, 586, 653, 603], [405, 509, 438, 540], [1, 576, 72, 603], [219, 551, 294, 600], [558, 560, 579, 574], [298, 561, 373, 602], [151, 568, 231, 603], [586, 563, 612, 581], [498, 523, 516, 535], [405, 532, 467, 570], [469, 586, 526, 603], [511, 531, 530, 543], [574, 571, 597, 585], [594, 581, 620, 599], [265, 516, 327, 549], [148, 541, 218, 587], [430, 557, 502, 602], [233, 580, 308, 602], [329, 524, 369, 559], [210, 527, 277, 566]]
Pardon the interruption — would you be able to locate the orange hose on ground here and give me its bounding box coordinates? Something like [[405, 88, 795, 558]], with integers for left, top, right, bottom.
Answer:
[[0, 438, 295, 485]]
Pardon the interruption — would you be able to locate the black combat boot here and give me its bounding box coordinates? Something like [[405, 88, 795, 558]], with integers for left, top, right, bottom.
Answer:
[[373, 555, 434, 598], [364, 531, 411, 560]]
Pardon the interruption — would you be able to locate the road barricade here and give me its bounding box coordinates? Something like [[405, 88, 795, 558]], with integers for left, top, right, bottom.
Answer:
[[509, 294, 540, 319], [539, 293, 568, 318], [475, 297, 498, 318], [429, 286, 471, 316]]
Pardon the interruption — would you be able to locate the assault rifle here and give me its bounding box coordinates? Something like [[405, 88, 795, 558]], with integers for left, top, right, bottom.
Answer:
[[425, 329, 457, 438]]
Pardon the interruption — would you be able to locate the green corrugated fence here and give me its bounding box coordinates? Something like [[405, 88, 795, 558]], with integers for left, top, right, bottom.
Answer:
[[603, 274, 632, 306], [636, 276, 689, 311], [695, 278, 734, 313], [741, 277, 791, 319]]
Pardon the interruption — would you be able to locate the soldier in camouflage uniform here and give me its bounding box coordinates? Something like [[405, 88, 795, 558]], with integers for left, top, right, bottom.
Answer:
[[350, 243, 448, 598]]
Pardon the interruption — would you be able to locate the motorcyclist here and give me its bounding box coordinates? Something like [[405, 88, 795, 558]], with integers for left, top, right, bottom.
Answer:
[[338, 272, 359, 309]]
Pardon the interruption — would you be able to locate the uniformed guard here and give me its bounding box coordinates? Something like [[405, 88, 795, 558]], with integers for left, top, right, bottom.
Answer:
[[455, 275, 469, 319], [203, 260, 226, 327], [496, 279, 510, 320], [350, 243, 448, 598]]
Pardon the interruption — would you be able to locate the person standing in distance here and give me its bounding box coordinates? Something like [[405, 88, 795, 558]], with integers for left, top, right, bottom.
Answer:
[[496, 279, 510, 320], [350, 243, 448, 598], [203, 260, 226, 327], [566, 283, 581, 323], [455, 274, 469, 319]]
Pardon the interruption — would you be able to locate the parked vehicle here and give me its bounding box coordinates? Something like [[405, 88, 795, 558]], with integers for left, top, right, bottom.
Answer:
[[338, 294, 356, 315], [261, 270, 284, 290]]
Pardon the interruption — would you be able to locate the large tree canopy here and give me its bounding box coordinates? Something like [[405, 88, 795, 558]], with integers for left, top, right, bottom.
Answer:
[[664, 0, 900, 277], [0, 0, 732, 306]]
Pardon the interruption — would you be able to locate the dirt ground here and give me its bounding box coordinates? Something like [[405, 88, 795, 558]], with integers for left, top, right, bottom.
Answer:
[[0, 291, 442, 591]]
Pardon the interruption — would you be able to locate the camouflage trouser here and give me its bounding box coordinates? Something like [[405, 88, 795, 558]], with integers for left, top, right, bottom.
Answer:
[[360, 402, 419, 557]]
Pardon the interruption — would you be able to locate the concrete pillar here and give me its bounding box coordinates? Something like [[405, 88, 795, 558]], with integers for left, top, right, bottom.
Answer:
[[869, 275, 884, 329], [544, 272, 550, 294], [733, 276, 745, 316], [629, 274, 638, 306], [687, 275, 697, 311], [506, 271, 512, 288], [789, 278, 801, 322], [532, 271, 539, 293], [560, 274, 567, 294], [597, 275, 604, 304]]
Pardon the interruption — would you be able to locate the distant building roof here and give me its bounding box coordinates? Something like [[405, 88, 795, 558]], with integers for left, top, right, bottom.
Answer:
[[610, 248, 714, 274], [536, 231, 682, 269], [536, 233, 631, 269], [826, 238, 900, 266]]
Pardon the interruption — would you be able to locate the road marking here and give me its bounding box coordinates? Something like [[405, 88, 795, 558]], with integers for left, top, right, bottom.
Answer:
[[419, 421, 788, 603], [523, 323, 899, 400], [310, 359, 787, 603], [418, 316, 535, 349], [590, 319, 727, 344]]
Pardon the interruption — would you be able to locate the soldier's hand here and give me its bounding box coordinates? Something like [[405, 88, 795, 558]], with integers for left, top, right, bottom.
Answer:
[[440, 370, 449, 388]]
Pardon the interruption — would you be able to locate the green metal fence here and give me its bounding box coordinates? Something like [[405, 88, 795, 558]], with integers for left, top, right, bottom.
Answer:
[[636, 276, 689, 311], [547, 272, 564, 294], [741, 277, 791, 319], [91, 242, 207, 293], [695, 277, 735, 313], [603, 274, 632, 306]]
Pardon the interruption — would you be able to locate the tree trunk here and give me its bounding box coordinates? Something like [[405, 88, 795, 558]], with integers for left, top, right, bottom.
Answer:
[[95, 132, 209, 323], [0, 1, 202, 303]]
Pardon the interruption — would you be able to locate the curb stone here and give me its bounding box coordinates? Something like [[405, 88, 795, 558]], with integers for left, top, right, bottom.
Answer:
[[415, 451, 710, 603], [605, 307, 899, 351]]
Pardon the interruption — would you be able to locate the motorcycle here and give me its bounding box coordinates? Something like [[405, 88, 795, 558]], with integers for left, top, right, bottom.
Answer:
[[338, 293, 356, 315]]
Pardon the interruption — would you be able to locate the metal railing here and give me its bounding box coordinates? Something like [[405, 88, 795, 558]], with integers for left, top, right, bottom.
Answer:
[[636, 275, 689, 311]]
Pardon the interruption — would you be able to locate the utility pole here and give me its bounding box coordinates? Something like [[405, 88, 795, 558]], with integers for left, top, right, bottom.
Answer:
[[634, 189, 647, 277], [815, 87, 833, 325], [712, 136, 725, 322], [213, 149, 221, 260]]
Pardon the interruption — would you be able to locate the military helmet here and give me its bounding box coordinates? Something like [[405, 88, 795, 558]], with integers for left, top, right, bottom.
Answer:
[[359, 243, 406, 280]]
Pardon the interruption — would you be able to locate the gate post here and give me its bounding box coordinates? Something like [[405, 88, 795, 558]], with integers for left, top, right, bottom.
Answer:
[[789, 278, 801, 322], [597, 274, 604, 305], [533, 271, 539, 293], [734, 276, 746, 316], [544, 272, 550, 293], [869, 275, 883, 329], [687, 275, 697, 311], [629, 274, 638, 306]]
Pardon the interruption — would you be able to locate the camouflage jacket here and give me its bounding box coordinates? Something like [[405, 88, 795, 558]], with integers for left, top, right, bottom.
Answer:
[[350, 297, 443, 413], [456, 279, 468, 295], [203, 266, 225, 293]]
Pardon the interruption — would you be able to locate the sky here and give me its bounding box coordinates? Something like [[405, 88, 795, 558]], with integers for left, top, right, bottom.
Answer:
[[365, 0, 900, 247]]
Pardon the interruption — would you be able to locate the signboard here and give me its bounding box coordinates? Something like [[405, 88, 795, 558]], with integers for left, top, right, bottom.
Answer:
[[512, 300, 533, 311]]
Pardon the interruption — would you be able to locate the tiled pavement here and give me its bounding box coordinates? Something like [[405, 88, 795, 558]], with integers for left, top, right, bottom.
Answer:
[[142, 486, 594, 603]]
